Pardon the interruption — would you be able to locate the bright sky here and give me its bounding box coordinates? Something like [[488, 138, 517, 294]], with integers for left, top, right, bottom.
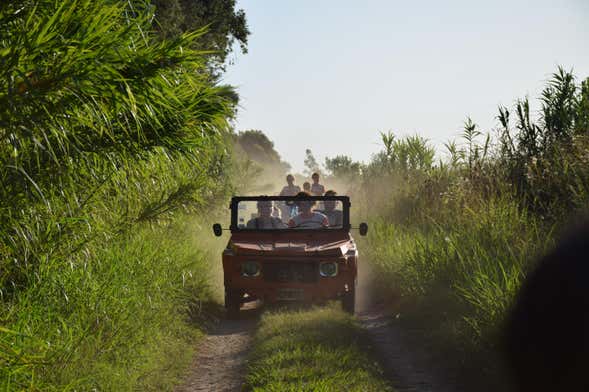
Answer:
[[223, 0, 589, 173]]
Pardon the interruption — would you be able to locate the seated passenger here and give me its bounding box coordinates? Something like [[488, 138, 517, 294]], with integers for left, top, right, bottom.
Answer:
[[288, 191, 329, 228], [322, 190, 343, 227], [247, 200, 286, 229]]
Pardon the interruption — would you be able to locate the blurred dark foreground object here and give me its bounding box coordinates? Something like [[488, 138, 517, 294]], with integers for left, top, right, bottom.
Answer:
[[504, 220, 589, 392]]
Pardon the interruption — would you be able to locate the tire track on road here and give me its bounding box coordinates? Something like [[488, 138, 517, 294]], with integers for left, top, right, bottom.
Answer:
[[358, 307, 457, 392], [176, 309, 258, 392]]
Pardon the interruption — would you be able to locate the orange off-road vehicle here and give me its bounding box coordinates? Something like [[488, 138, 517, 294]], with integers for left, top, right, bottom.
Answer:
[[212, 195, 367, 317]]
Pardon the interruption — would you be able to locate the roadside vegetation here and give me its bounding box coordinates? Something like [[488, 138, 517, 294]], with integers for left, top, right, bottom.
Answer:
[[321, 67, 589, 376], [0, 0, 248, 390], [244, 304, 393, 392], [3, 0, 588, 388]]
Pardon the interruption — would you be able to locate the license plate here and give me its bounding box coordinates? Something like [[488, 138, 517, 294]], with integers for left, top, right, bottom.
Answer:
[[276, 288, 304, 301]]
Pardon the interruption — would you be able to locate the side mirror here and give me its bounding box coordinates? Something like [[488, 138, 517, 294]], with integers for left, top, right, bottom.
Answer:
[[212, 223, 223, 237], [359, 222, 368, 236]]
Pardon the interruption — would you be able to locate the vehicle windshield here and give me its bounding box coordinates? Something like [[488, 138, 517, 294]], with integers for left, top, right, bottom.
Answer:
[[233, 196, 348, 231]]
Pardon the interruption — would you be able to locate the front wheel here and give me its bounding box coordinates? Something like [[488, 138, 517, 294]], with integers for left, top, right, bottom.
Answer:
[[225, 289, 241, 319], [342, 284, 356, 314]]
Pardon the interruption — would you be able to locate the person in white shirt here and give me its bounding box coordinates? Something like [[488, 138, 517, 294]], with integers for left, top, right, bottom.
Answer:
[[247, 200, 286, 229], [279, 174, 300, 196], [288, 191, 329, 228], [310, 172, 325, 196], [278, 174, 300, 221], [302, 181, 311, 193]]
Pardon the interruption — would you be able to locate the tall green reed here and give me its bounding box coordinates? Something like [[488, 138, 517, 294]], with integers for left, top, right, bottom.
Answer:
[[1, 0, 238, 389]]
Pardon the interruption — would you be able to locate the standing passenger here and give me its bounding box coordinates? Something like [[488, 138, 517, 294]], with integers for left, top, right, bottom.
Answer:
[[310, 172, 325, 196], [279, 174, 300, 221], [279, 174, 300, 196]]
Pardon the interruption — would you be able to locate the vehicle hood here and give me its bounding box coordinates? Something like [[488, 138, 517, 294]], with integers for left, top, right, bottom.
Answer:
[[229, 234, 354, 257]]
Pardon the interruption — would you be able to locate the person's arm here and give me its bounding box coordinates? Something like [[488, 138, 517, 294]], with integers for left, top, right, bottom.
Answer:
[[273, 218, 287, 228], [315, 212, 329, 227]]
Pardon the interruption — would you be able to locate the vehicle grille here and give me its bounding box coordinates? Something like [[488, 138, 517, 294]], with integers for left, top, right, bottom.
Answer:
[[263, 262, 318, 283]]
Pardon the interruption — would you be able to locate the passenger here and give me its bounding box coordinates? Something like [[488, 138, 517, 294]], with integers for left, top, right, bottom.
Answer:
[[272, 204, 282, 219], [310, 172, 325, 196], [322, 190, 343, 227], [288, 191, 329, 228], [278, 174, 300, 221], [247, 200, 286, 229], [279, 174, 301, 196], [302, 181, 311, 193]]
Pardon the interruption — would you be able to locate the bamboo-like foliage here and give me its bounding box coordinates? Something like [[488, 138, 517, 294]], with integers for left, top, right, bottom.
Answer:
[[0, 0, 236, 288], [356, 67, 589, 353], [0, 2, 237, 387], [0, 0, 233, 182], [497, 67, 589, 216]]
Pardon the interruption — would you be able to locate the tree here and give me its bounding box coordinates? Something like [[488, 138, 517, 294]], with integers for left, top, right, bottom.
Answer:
[[304, 149, 321, 176], [324, 155, 361, 179], [235, 130, 289, 169], [149, 0, 250, 72], [234, 130, 290, 188]]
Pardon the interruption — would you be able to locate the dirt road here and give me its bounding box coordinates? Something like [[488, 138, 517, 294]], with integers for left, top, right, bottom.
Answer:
[[175, 311, 257, 392], [178, 261, 468, 392], [355, 263, 462, 392], [177, 305, 465, 392], [358, 307, 457, 392]]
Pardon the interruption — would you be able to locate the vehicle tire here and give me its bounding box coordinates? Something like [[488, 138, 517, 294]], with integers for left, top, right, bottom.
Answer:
[[342, 284, 356, 314], [225, 289, 241, 319]]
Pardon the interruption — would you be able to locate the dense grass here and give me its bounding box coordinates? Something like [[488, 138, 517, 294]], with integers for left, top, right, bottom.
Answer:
[[244, 305, 393, 392], [1, 216, 225, 390], [363, 196, 553, 344], [344, 68, 588, 357]]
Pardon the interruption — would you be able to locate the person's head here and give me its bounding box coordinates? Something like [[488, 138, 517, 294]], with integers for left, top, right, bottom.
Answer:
[[303, 182, 311, 192], [295, 191, 315, 213], [312, 172, 320, 184], [286, 174, 294, 186], [257, 200, 273, 218], [504, 219, 589, 392], [324, 190, 337, 211]]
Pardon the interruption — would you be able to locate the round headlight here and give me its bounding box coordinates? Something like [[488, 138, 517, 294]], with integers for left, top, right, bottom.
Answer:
[[319, 262, 338, 277], [242, 261, 261, 277]]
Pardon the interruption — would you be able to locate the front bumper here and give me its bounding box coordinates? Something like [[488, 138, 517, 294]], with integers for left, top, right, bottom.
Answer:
[[223, 258, 356, 304]]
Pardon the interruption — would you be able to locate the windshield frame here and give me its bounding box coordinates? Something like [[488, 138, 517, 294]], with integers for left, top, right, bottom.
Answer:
[[229, 195, 351, 232]]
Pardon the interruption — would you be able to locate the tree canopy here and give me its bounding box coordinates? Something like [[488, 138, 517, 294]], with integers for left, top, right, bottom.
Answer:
[[324, 155, 362, 179], [304, 149, 321, 176], [234, 130, 291, 178], [150, 0, 249, 72]]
